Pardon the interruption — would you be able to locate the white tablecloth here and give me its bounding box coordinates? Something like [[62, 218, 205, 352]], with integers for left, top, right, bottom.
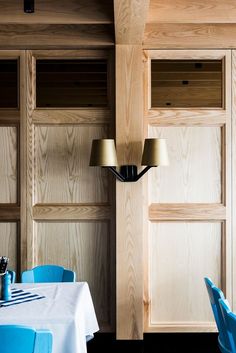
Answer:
[[0, 282, 99, 353]]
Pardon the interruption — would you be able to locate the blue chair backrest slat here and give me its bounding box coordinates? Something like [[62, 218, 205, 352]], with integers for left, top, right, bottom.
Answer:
[[0, 325, 52, 353], [219, 298, 236, 353], [21, 264, 76, 283]]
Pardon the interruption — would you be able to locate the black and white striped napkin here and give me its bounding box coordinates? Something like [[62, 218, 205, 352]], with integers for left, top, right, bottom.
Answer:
[[0, 288, 45, 307]]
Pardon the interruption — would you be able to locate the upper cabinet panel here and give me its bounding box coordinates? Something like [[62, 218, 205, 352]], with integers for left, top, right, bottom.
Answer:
[[36, 59, 108, 108], [0, 60, 18, 108], [151, 59, 223, 108]]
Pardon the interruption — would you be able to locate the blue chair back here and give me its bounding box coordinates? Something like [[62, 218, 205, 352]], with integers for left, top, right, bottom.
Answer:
[[21, 264, 76, 283], [219, 298, 236, 353], [8, 270, 16, 284], [0, 325, 52, 353], [204, 277, 232, 353]]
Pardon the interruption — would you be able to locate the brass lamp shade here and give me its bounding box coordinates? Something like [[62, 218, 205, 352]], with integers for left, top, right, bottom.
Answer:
[[141, 138, 169, 166], [89, 139, 118, 167]]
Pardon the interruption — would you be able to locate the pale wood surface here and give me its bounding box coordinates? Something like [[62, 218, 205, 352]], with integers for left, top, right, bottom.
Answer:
[[114, 0, 149, 44], [144, 24, 236, 49], [36, 221, 111, 329], [116, 45, 144, 339], [34, 125, 109, 204], [0, 0, 113, 24], [33, 204, 111, 221], [147, 222, 221, 330], [0, 222, 18, 273], [232, 50, 236, 310], [33, 109, 111, 125], [148, 126, 221, 203], [148, 0, 236, 24], [0, 127, 17, 203], [149, 204, 226, 221], [0, 24, 114, 49]]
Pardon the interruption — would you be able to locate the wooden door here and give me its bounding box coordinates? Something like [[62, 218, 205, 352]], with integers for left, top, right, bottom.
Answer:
[[143, 50, 232, 332]]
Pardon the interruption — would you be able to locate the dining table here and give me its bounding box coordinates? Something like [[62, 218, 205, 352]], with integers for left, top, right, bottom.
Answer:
[[0, 282, 99, 353]]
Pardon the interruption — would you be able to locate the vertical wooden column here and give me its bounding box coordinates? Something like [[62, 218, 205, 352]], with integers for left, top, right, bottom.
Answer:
[[116, 44, 144, 339]]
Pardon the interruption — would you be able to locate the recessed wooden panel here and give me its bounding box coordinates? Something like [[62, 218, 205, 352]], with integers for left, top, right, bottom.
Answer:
[[0, 60, 18, 108], [151, 60, 222, 108], [34, 125, 109, 204], [0, 222, 18, 273], [148, 126, 221, 203], [36, 59, 108, 107], [36, 221, 111, 328], [0, 127, 17, 203], [148, 222, 221, 326]]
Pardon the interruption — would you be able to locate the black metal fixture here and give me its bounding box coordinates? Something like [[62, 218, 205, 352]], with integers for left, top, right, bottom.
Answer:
[[89, 138, 169, 182], [24, 0, 34, 13]]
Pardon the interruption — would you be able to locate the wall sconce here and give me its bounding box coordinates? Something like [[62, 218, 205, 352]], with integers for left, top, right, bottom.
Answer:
[[89, 138, 169, 182]]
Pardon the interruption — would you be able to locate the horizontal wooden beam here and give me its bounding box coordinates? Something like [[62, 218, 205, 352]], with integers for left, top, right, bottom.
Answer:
[[0, 206, 20, 220], [33, 109, 111, 125], [149, 204, 226, 221], [146, 109, 226, 126], [144, 24, 236, 49], [0, 24, 114, 49], [33, 204, 111, 221], [0, 110, 20, 123], [147, 0, 236, 24], [0, 0, 113, 24]]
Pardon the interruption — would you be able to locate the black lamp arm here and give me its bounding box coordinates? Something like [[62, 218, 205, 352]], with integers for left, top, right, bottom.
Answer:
[[107, 167, 126, 182], [135, 166, 153, 181]]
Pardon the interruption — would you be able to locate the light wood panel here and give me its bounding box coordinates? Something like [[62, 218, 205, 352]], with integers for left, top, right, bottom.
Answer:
[[0, 0, 113, 24], [34, 125, 109, 204], [148, 126, 221, 203], [0, 24, 114, 49], [148, 0, 236, 23], [144, 24, 236, 49], [36, 221, 111, 329], [232, 50, 236, 311], [0, 127, 17, 203], [114, 0, 149, 44], [149, 204, 226, 221], [116, 45, 144, 339], [0, 222, 18, 273], [147, 222, 222, 331]]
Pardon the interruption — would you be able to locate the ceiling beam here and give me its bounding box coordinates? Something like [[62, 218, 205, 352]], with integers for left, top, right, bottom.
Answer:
[[114, 0, 150, 44]]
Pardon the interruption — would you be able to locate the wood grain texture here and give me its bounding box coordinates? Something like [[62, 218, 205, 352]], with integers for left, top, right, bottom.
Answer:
[[148, 0, 236, 24], [33, 204, 111, 221], [144, 24, 236, 49], [148, 126, 221, 203], [147, 109, 226, 127], [114, 0, 149, 44], [0, 222, 18, 274], [0, 127, 17, 203], [149, 204, 226, 221], [147, 222, 221, 331], [116, 45, 144, 339], [232, 50, 236, 311], [0, 0, 113, 24], [0, 24, 114, 49], [33, 109, 111, 125], [34, 125, 109, 204], [36, 221, 112, 330], [0, 111, 20, 123]]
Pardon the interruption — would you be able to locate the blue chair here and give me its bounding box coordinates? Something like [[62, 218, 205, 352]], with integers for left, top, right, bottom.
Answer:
[[8, 270, 16, 284], [204, 277, 233, 353], [219, 298, 236, 353], [21, 264, 76, 283], [0, 325, 52, 353]]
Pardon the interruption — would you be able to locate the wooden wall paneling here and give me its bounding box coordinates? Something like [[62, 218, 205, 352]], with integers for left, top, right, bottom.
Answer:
[[114, 0, 150, 44], [148, 222, 222, 332], [0, 24, 114, 49], [116, 45, 144, 339], [144, 24, 236, 49], [0, 0, 113, 24], [25, 49, 115, 331], [0, 222, 18, 274], [148, 0, 236, 24], [143, 50, 232, 332], [35, 221, 111, 330]]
